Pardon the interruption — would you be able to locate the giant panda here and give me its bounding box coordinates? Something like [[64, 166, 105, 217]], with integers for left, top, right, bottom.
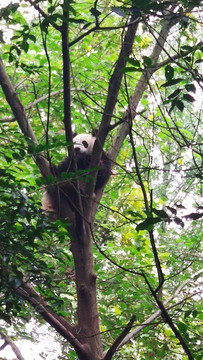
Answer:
[[42, 132, 111, 220]]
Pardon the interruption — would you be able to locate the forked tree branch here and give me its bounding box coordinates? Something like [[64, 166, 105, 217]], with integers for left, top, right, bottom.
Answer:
[[15, 281, 90, 360], [0, 330, 25, 360]]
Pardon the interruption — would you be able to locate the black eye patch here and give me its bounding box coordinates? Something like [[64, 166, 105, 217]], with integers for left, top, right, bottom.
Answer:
[[82, 140, 88, 148]]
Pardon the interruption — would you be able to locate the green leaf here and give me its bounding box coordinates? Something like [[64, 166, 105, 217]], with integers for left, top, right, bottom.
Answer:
[[143, 56, 152, 67], [192, 310, 198, 318], [161, 78, 184, 87], [90, 8, 101, 17], [183, 93, 195, 102], [177, 321, 188, 333], [168, 88, 182, 99], [181, 45, 193, 52], [126, 57, 141, 67], [184, 310, 192, 318], [185, 84, 196, 93], [152, 208, 169, 219], [21, 41, 29, 52], [165, 65, 174, 81], [176, 99, 184, 111], [169, 98, 184, 112], [121, 67, 142, 73], [28, 34, 36, 42], [136, 217, 161, 231]]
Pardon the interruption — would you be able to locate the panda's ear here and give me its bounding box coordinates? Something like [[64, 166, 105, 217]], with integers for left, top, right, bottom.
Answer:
[[72, 132, 77, 137], [92, 129, 98, 137]]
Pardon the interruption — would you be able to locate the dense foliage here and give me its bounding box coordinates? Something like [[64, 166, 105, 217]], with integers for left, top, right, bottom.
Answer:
[[0, 1, 202, 359]]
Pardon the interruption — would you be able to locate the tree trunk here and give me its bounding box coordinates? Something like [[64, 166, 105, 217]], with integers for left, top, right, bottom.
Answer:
[[71, 217, 103, 360]]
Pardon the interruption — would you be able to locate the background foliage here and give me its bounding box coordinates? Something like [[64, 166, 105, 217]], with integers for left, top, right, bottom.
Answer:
[[0, 0, 202, 359]]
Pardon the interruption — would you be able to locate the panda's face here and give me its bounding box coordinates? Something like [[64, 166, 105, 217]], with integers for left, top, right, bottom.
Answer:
[[73, 134, 96, 155]]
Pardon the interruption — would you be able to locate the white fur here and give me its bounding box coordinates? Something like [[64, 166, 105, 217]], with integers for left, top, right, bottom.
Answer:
[[73, 133, 96, 154]]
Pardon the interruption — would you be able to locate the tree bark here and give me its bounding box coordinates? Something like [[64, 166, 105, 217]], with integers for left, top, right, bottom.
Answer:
[[71, 221, 103, 359]]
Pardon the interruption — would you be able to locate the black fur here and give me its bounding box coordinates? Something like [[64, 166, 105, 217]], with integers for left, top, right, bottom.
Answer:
[[54, 150, 111, 192], [43, 147, 111, 219]]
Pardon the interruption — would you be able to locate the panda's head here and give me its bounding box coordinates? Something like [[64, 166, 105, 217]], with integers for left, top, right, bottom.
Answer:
[[73, 133, 96, 155]]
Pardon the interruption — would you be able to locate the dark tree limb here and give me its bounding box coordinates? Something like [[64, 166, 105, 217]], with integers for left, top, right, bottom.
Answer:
[[61, 5, 72, 146], [103, 315, 136, 360], [60, 2, 85, 227], [0, 57, 37, 145], [109, 15, 178, 165], [128, 123, 164, 289], [143, 274, 194, 360], [0, 56, 50, 178], [99, 14, 140, 136], [86, 14, 140, 202]]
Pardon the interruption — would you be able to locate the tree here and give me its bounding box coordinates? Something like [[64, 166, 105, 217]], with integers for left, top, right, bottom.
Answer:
[[0, 1, 202, 359]]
